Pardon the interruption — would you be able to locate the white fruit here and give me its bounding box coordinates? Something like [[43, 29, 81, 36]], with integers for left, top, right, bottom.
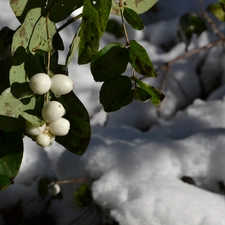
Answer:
[[25, 121, 46, 136], [36, 133, 51, 147], [50, 74, 73, 98], [29, 73, 51, 95], [49, 118, 70, 136], [48, 182, 61, 196], [41, 101, 66, 123]]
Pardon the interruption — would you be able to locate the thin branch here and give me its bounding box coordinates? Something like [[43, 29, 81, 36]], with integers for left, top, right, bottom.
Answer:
[[55, 178, 91, 185], [119, 8, 130, 45], [201, 11, 225, 39], [157, 39, 225, 72], [57, 14, 82, 32]]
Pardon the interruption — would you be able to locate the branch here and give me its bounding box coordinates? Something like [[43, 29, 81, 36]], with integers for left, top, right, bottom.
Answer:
[[157, 38, 225, 72]]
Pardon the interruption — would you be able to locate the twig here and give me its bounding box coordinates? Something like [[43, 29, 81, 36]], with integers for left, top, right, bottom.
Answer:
[[55, 178, 91, 185], [157, 39, 225, 72], [201, 12, 225, 39], [57, 13, 82, 32]]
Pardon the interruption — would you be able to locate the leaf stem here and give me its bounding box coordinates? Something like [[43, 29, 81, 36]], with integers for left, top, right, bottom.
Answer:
[[119, 7, 130, 46], [57, 14, 83, 32]]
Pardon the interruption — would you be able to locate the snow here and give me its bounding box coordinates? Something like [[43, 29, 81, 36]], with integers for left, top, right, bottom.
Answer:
[[1, 0, 225, 225]]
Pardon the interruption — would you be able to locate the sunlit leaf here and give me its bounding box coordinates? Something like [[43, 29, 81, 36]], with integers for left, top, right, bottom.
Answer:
[[91, 42, 129, 81], [129, 40, 157, 77], [111, 0, 158, 16], [0, 88, 45, 127], [124, 7, 144, 30], [0, 130, 23, 190], [10, 0, 84, 23], [207, 3, 225, 21], [100, 76, 133, 112], [11, 8, 57, 54], [65, 26, 81, 66]]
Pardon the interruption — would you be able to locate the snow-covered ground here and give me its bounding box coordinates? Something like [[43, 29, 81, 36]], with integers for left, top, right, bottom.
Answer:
[[1, 0, 225, 224]]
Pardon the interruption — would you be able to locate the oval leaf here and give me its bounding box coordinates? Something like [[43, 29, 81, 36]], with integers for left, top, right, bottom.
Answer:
[[78, 0, 101, 64], [66, 27, 81, 66], [94, 0, 112, 35], [74, 184, 93, 207], [0, 130, 23, 190], [100, 76, 133, 112], [177, 13, 207, 48], [207, 3, 225, 21], [10, 0, 84, 23], [111, 0, 158, 16], [129, 40, 157, 77], [131, 77, 164, 105], [0, 88, 44, 128], [124, 7, 144, 30], [91, 43, 129, 82], [54, 92, 91, 155]]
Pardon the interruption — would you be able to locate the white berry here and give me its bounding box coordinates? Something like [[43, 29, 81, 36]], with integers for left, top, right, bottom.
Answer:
[[25, 121, 46, 136], [41, 101, 66, 123], [48, 182, 61, 196], [50, 74, 73, 98], [29, 73, 51, 95], [36, 133, 51, 147], [49, 118, 70, 136]]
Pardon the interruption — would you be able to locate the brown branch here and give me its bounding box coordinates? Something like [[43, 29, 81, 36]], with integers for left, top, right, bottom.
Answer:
[[201, 12, 225, 39], [57, 13, 82, 33], [157, 38, 225, 72]]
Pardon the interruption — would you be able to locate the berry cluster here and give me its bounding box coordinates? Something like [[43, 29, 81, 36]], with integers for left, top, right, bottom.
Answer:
[[25, 73, 74, 147]]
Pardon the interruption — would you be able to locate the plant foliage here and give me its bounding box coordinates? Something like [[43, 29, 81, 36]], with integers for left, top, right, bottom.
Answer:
[[0, 0, 163, 189]]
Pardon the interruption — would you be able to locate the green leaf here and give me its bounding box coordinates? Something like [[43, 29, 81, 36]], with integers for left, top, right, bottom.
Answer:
[[10, 48, 46, 85], [65, 27, 81, 66], [135, 87, 152, 102], [129, 40, 157, 77], [10, 0, 84, 23], [111, 0, 158, 16], [78, 0, 101, 64], [105, 19, 124, 38], [49, 0, 84, 23], [94, 0, 112, 35], [91, 42, 129, 82], [54, 92, 91, 155], [0, 88, 45, 128], [74, 184, 93, 207], [124, 7, 144, 30], [11, 8, 57, 54], [207, 3, 225, 21], [131, 77, 164, 105], [0, 130, 23, 190], [10, 0, 48, 23], [100, 76, 133, 112], [177, 13, 207, 48]]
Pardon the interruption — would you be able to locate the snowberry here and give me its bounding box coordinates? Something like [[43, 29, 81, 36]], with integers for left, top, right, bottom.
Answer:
[[48, 182, 61, 196], [50, 74, 74, 98], [29, 73, 51, 95], [36, 133, 51, 147], [25, 121, 46, 136], [41, 101, 66, 123], [49, 118, 70, 136]]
